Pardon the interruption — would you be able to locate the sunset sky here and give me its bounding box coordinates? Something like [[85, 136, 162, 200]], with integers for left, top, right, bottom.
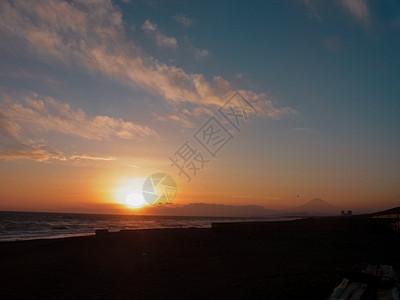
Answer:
[[0, 0, 399, 214]]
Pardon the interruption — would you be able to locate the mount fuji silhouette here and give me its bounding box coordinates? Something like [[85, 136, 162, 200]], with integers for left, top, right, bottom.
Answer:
[[294, 198, 340, 215]]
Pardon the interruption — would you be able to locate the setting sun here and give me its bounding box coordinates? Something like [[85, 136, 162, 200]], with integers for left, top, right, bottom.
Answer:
[[1, 1, 400, 299], [125, 193, 147, 209], [113, 177, 149, 210]]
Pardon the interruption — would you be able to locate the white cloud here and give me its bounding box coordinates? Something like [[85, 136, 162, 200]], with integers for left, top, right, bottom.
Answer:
[[142, 20, 178, 49], [0, 146, 65, 162], [0, 146, 116, 162], [183, 36, 211, 60], [0, 0, 296, 128], [155, 114, 196, 129], [173, 14, 193, 27], [340, 0, 370, 23], [0, 97, 157, 141], [154, 105, 214, 129], [193, 47, 210, 60], [299, 0, 322, 20], [300, 0, 370, 24], [0, 95, 156, 162]]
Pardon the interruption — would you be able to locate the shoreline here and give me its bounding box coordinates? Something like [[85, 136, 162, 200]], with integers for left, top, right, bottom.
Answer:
[[0, 214, 384, 243], [1, 218, 399, 299], [0, 212, 303, 242]]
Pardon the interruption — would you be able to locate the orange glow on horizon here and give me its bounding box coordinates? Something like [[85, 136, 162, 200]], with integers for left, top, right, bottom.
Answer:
[[112, 176, 150, 211]]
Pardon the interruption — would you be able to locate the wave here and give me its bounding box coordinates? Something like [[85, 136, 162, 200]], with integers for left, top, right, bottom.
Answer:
[[0, 211, 295, 242]]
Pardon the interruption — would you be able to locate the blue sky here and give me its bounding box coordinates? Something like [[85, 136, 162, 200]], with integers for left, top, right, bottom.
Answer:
[[0, 0, 399, 213]]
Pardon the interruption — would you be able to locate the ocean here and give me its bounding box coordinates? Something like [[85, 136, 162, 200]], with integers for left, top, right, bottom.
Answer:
[[0, 211, 295, 242]]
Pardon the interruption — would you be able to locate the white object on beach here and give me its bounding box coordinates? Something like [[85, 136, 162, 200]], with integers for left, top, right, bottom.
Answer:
[[337, 282, 362, 300], [330, 278, 349, 299], [348, 283, 367, 300]]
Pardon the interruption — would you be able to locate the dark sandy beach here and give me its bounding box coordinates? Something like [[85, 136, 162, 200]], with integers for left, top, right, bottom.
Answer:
[[0, 218, 399, 300]]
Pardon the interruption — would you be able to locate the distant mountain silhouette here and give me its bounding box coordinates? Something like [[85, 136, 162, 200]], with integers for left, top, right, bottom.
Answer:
[[293, 198, 340, 215], [142, 203, 280, 217]]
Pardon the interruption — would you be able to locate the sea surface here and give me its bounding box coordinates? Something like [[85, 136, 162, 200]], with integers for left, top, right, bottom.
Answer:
[[0, 211, 297, 242]]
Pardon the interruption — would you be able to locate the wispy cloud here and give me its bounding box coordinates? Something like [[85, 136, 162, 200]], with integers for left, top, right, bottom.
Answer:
[[340, 0, 370, 24], [300, 0, 370, 24], [142, 20, 178, 49], [0, 146, 116, 162], [299, 0, 322, 20], [152, 110, 197, 129], [173, 14, 193, 27], [0, 146, 63, 162], [0, 0, 295, 128], [294, 127, 315, 134], [0, 97, 156, 141], [183, 36, 211, 60], [193, 47, 210, 60], [0, 95, 156, 162]]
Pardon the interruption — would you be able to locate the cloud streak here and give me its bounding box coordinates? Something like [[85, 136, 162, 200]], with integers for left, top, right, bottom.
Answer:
[[0, 146, 116, 162], [340, 0, 370, 23], [0, 0, 296, 127], [173, 14, 193, 27], [193, 47, 210, 60], [0, 97, 156, 141], [142, 20, 178, 49], [300, 0, 370, 24], [0, 95, 156, 162]]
